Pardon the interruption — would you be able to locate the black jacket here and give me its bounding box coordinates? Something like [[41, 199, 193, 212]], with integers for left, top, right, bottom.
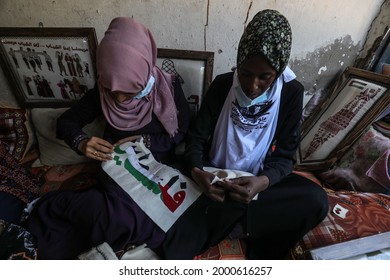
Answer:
[[184, 71, 304, 187]]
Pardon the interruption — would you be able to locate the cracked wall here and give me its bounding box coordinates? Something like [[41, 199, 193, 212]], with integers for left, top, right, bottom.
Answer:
[[0, 0, 386, 108], [291, 35, 361, 107]]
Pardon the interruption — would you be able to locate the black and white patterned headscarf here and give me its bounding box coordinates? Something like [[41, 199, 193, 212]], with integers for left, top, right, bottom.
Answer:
[[237, 9, 292, 75]]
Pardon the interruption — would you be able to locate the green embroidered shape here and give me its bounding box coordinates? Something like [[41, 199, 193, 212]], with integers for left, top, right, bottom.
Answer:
[[115, 144, 161, 195]]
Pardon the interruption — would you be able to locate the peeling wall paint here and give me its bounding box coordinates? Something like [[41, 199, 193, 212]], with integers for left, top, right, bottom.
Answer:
[[0, 0, 386, 109], [318, 66, 328, 75], [355, 0, 390, 69], [290, 35, 361, 107], [302, 0, 390, 118]]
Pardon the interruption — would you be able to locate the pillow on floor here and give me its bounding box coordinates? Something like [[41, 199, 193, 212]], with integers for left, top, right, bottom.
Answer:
[[33, 162, 99, 195], [318, 126, 390, 193], [27, 161, 98, 204], [291, 188, 390, 259], [31, 108, 105, 166], [194, 238, 247, 260], [0, 108, 34, 161]]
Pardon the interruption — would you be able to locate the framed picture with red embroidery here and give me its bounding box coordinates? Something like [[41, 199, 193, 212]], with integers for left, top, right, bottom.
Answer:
[[0, 27, 97, 108], [295, 67, 390, 171], [156, 48, 214, 118]]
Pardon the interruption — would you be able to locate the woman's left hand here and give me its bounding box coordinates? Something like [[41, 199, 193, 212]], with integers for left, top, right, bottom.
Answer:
[[216, 175, 269, 204]]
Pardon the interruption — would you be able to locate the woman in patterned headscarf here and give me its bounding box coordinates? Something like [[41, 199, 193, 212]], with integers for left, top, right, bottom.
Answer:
[[160, 10, 329, 260]]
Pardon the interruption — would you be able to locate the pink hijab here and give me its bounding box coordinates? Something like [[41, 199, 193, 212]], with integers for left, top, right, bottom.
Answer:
[[97, 17, 178, 136]]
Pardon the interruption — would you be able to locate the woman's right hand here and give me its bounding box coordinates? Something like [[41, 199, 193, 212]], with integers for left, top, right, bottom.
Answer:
[[78, 136, 114, 161], [191, 167, 226, 202]]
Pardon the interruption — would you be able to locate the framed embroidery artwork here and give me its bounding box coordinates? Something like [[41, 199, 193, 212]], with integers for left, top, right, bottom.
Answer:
[[0, 27, 98, 108], [157, 48, 214, 118], [296, 67, 390, 171]]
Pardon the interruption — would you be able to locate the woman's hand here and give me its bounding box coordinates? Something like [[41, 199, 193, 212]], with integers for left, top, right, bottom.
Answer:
[[216, 175, 269, 204], [78, 136, 114, 161], [191, 167, 226, 202]]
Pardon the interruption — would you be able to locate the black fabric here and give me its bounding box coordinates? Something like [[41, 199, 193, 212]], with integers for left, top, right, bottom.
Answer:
[[0, 192, 24, 225], [244, 173, 328, 259], [160, 173, 328, 260], [26, 168, 165, 260], [0, 140, 40, 225]]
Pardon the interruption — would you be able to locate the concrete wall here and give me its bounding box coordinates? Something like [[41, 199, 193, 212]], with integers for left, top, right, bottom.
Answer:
[[355, 0, 390, 69], [0, 0, 387, 108]]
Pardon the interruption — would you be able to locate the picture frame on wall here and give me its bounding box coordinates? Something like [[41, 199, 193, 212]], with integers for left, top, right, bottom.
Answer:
[[0, 27, 98, 108], [156, 48, 214, 118], [296, 67, 390, 171]]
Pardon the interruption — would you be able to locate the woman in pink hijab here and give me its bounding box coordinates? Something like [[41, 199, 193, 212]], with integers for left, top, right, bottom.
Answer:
[[26, 17, 190, 259], [57, 17, 190, 164]]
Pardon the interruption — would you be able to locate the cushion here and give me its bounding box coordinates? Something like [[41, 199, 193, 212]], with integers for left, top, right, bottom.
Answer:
[[37, 162, 99, 195], [194, 239, 247, 260], [318, 126, 390, 193], [0, 139, 40, 205], [0, 108, 34, 161], [31, 108, 105, 166], [291, 188, 390, 259], [29, 162, 98, 196]]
